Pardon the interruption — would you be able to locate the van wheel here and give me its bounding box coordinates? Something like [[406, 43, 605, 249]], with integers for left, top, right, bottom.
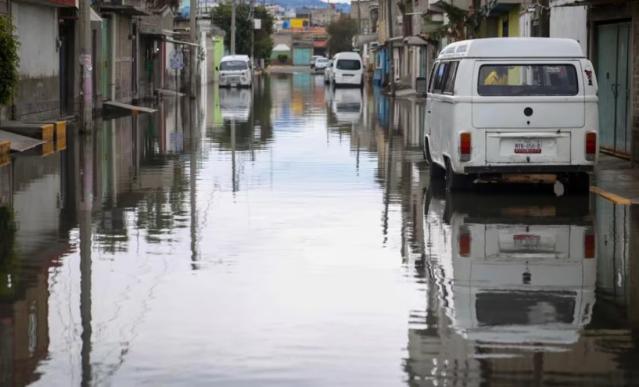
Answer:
[[425, 139, 445, 179], [569, 173, 591, 194], [445, 158, 470, 192]]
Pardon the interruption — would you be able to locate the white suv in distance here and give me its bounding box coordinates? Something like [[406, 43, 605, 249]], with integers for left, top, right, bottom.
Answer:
[[314, 57, 329, 73], [329, 52, 363, 88]]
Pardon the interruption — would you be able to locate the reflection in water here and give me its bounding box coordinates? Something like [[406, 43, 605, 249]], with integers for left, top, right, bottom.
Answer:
[[0, 75, 638, 385], [410, 188, 639, 385]]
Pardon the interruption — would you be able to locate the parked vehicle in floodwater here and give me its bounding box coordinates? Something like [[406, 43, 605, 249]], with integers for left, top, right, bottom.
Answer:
[[327, 52, 363, 88], [423, 38, 599, 192], [310, 55, 321, 69], [218, 55, 252, 88], [314, 57, 329, 73]]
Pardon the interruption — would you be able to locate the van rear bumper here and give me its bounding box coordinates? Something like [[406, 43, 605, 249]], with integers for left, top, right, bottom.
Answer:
[[464, 165, 594, 174]]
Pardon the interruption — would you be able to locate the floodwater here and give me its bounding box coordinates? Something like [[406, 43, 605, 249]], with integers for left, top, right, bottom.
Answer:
[[1, 73, 639, 386]]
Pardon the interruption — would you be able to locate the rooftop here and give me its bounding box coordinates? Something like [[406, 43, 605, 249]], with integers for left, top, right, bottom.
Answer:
[[438, 38, 585, 59]]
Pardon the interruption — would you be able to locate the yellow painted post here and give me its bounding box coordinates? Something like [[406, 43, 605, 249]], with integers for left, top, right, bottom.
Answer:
[[55, 120, 67, 151], [41, 123, 55, 156], [41, 123, 54, 143]]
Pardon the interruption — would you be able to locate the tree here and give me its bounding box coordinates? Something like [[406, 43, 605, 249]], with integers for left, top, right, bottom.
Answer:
[[211, 3, 274, 61], [423, 0, 500, 42], [0, 16, 19, 106], [327, 16, 358, 56]]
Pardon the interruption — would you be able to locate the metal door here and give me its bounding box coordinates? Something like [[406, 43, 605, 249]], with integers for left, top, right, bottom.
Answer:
[[59, 19, 74, 114], [293, 47, 311, 66], [597, 22, 631, 154], [101, 18, 112, 99]]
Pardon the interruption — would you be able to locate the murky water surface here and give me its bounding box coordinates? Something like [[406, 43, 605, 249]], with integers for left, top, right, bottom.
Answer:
[[1, 73, 639, 386]]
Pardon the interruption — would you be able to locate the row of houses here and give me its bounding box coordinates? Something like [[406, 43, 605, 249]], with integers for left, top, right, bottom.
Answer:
[[271, 27, 329, 65], [353, 0, 639, 160], [0, 0, 223, 125]]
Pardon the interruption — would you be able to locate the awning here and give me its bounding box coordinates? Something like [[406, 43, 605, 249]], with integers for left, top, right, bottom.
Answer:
[[312, 40, 327, 48], [104, 101, 157, 115], [166, 37, 200, 48], [0, 130, 44, 153], [354, 33, 377, 46], [273, 43, 291, 51], [90, 8, 103, 22], [404, 36, 428, 45], [100, 5, 149, 16]]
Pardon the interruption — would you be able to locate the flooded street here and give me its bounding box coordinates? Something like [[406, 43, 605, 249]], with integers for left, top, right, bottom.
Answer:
[[2, 73, 639, 386]]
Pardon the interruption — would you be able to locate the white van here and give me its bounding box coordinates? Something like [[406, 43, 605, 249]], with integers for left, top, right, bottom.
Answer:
[[423, 38, 598, 192], [328, 52, 363, 88], [218, 55, 252, 88]]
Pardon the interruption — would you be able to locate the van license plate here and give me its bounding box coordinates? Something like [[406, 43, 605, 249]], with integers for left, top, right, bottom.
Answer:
[[514, 234, 540, 250], [514, 140, 541, 154]]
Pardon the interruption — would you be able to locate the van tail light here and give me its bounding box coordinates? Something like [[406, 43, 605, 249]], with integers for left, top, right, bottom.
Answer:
[[459, 226, 471, 257], [460, 132, 471, 162], [584, 229, 595, 259], [585, 132, 597, 161]]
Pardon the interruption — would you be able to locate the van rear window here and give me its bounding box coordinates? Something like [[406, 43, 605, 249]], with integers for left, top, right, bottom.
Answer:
[[220, 61, 248, 71], [478, 64, 578, 96], [336, 59, 361, 70]]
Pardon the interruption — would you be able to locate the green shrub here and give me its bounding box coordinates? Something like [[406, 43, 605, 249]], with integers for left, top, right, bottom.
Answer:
[[277, 54, 288, 64], [0, 16, 19, 105]]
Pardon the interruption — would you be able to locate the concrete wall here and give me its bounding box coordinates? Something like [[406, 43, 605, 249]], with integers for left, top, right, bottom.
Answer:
[[12, 2, 60, 120], [550, 3, 588, 54], [633, 2, 639, 161]]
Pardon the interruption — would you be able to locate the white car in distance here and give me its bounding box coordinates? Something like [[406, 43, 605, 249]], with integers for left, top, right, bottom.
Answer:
[[314, 57, 329, 73]]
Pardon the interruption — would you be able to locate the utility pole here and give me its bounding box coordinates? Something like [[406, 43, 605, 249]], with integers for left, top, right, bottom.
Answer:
[[231, 0, 236, 54], [79, 0, 93, 131], [190, 0, 197, 98], [386, 0, 395, 96], [250, 0, 255, 68], [356, 0, 362, 35]]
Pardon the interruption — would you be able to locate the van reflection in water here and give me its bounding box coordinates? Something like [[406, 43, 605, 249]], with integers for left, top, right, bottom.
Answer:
[[219, 87, 252, 123], [424, 188, 595, 350], [327, 88, 362, 124]]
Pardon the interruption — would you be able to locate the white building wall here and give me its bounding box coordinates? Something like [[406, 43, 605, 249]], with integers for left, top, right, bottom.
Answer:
[[550, 4, 588, 55], [12, 2, 59, 78]]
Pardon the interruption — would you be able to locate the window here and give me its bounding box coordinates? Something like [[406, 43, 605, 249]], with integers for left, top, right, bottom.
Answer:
[[336, 59, 361, 70], [220, 61, 248, 71], [429, 61, 458, 94], [443, 61, 458, 94], [477, 64, 579, 96], [429, 62, 448, 93], [427, 63, 437, 92]]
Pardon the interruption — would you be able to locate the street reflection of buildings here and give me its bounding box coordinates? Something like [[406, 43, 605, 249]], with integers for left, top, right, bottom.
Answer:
[[326, 86, 428, 261], [594, 197, 639, 329], [370, 89, 428, 262], [406, 192, 639, 385], [0, 149, 72, 386], [0, 94, 207, 385]]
